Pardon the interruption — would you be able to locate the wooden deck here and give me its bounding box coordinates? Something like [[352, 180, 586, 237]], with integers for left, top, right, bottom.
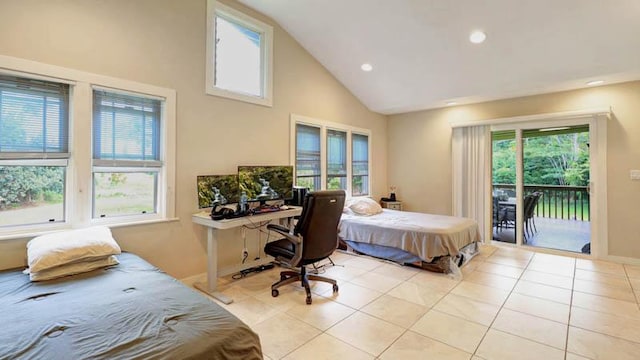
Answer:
[[492, 216, 591, 253]]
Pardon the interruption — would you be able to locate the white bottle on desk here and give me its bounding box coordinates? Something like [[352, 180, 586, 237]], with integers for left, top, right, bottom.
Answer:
[[240, 191, 248, 214]]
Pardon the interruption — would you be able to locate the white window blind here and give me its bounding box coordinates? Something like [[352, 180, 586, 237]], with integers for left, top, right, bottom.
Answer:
[[295, 124, 321, 191], [0, 74, 69, 228], [92, 90, 163, 219], [0, 75, 69, 159], [92, 90, 162, 167], [352, 133, 369, 196]]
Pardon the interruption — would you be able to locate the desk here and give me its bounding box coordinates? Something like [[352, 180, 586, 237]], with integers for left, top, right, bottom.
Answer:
[[192, 207, 302, 304]]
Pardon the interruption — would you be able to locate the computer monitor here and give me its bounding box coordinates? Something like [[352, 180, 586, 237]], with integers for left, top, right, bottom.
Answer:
[[196, 174, 240, 208], [237, 165, 293, 205]]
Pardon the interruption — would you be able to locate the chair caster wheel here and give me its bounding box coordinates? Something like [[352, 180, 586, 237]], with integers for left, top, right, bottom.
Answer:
[[332, 284, 339, 293], [306, 296, 312, 305], [271, 289, 279, 297]]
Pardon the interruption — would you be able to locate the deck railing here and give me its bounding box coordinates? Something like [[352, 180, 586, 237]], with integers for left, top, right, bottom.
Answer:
[[493, 184, 590, 221]]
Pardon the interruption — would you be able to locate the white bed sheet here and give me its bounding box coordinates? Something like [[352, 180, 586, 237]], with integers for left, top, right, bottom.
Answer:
[[339, 209, 481, 262]]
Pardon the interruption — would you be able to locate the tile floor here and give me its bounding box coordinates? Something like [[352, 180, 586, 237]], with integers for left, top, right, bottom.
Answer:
[[183, 245, 640, 360]]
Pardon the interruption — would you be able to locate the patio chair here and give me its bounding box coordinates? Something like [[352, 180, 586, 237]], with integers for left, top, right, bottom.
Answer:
[[528, 192, 543, 234], [523, 194, 537, 241], [493, 196, 508, 232]]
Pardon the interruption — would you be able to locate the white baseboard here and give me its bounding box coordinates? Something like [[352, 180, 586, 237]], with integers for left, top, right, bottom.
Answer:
[[179, 257, 276, 285], [179, 273, 205, 285], [601, 254, 640, 266]]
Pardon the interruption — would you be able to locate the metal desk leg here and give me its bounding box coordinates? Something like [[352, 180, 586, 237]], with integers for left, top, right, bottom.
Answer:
[[194, 227, 233, 304]]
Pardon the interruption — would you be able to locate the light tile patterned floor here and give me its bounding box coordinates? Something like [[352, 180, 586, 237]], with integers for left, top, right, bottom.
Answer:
[[184, 245, 640, 359]]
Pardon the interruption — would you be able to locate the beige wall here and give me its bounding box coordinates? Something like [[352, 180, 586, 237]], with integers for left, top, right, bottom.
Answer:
[[0, 0, 388, 276], [388, 81, 640, 259]]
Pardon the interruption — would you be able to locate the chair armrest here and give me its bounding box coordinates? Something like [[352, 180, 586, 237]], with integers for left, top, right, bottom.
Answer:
[[267, 223, 290, 235], [266, 223, 304, 266], [267, 223, 301, 245]]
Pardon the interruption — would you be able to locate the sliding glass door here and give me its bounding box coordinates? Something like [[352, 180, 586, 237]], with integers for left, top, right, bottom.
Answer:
[[491, 123, 592, 254], [491, 130, 516, 244]]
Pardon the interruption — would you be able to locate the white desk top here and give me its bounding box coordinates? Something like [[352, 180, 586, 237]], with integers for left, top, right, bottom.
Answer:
[[192, 206, 302, 230]]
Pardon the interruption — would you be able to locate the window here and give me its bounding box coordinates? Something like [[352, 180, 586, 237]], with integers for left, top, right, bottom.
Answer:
[[0, 56, 176, 238], [326, 130, 347, 190], [0, 75, 69, 229], [206, 0, 273, 107], [352, 133, 369, 196], [291, 115, 371, 197], [92, 90, 162, 218], [295, 124, 321, 191]]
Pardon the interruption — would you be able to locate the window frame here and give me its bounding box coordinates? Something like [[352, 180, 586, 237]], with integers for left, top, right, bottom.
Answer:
[[0, 159, 70, 233], [325, 128, 348, 191], [290, 114, 372, 197], [0, 72, 74, 234], [0, 56, 176, 239], [205, 0, 273, 107], [294, 123, 322, 191], [351, 132, 370, 196], [90, 87, 165, 221]]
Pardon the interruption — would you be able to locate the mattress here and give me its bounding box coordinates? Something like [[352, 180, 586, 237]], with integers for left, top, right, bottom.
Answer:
[[0, 253, 262, 360], [339, 209, 481, 262]]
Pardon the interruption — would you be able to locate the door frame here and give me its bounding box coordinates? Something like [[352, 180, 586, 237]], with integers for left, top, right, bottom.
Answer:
[[475, 109, 609, 258]]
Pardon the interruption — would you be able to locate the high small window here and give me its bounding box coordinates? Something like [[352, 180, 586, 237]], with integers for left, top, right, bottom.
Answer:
[[92, 90, 163, 219], [352, 133, 369, 196], [0, 75, 69, 229], [295, 124, 321, 191], [206, 0, 273, 106]]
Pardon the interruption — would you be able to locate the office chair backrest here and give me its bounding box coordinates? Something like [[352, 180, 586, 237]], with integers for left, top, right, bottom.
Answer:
[[294, 190, 346, 264]]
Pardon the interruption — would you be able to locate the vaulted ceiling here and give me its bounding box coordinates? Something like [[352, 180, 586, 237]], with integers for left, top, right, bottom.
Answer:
[[239, 0, 640, 114]]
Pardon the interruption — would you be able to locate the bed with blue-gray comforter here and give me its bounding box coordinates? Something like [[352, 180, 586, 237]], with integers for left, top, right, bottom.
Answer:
[[0, 253, 262, 359]]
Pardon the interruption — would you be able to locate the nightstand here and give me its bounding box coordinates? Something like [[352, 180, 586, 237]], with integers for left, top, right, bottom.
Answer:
[[381, 200, 403, 211]]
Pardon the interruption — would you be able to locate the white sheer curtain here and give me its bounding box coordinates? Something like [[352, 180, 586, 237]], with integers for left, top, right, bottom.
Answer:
[[452, 125, 491, 242]]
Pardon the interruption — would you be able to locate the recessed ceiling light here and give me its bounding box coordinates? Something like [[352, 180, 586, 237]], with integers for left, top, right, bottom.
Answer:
[[586, 80, 604, 86], [469, 30, 486, 44], [361, 63, 373, 72], [446, 101, 458, 106]]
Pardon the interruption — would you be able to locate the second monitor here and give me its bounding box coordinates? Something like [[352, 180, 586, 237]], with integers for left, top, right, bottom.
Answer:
[[238, 165, 293, 205]]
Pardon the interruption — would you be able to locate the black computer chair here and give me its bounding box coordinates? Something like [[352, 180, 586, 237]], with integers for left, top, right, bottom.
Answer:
[[264, 190, 346, 305]]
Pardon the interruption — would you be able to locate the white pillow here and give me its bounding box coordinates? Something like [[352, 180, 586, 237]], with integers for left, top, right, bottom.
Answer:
[[27, 226, 121, 273], [26, 255, 119, 282], [342, 207, 354, 215], [348, 197, 383, 216]]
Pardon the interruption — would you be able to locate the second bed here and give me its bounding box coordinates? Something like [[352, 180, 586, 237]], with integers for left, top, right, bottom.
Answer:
[[339, 208, 482, 272]]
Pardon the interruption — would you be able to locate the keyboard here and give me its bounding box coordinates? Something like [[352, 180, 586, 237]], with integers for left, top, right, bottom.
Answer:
[[250, 206, 282, 215]]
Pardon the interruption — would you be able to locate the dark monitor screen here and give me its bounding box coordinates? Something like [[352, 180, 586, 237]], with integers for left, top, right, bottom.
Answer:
[[196, 174, 240, 208], [238, 165, 293, 202]]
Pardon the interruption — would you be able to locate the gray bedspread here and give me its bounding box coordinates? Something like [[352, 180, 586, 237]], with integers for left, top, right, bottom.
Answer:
[[339, 209, 481, 262], [0, 253, 262, 360]]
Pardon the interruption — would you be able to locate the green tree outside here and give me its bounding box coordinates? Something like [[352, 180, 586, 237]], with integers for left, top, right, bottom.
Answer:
[[492, 132, 590, 187]]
